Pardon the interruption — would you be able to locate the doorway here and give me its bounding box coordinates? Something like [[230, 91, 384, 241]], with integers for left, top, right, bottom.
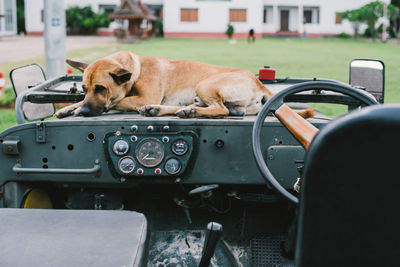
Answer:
[[280, 10, 289, 31]]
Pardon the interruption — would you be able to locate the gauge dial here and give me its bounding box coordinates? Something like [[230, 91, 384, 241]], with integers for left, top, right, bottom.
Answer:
[[118, 156, 136, 174], [172, 139, 188, 156], [164, 158, 181, 175], [136, 139, 164, 167], [113, 140, 129, 156]]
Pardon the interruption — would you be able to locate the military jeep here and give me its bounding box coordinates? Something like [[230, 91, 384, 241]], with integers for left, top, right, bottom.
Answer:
[[1, 60, 397, 267]]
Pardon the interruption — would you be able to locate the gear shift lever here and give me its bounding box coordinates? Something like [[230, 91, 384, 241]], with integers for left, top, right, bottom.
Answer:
[[199, 222, 223, 267]]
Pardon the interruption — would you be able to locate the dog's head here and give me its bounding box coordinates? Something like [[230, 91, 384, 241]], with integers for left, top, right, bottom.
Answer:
[[66, 52, 140, 116]]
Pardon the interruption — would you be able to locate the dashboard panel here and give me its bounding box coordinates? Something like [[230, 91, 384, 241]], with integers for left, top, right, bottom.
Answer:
[[105, 131, 196, 178], [0, 114, 327, 188]]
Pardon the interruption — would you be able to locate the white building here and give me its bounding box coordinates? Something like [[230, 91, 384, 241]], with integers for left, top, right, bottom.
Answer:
[[163, 0, 391, 38], [0, 0, 17, 37], [25, 0, 120, 35], [25, 0, 163, 36]]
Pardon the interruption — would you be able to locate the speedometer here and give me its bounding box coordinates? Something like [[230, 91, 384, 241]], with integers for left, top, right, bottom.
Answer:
[[136, 139, 164, 167]]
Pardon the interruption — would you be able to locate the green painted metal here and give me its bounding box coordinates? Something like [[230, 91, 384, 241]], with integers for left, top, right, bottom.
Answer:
[[0, 114, 327, 188]]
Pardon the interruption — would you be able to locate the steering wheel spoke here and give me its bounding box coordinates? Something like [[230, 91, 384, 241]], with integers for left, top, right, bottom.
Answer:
[[274, 104, 319, 150]]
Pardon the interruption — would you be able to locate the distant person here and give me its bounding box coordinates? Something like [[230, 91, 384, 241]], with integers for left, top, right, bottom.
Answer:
[[248, 29, 255, 43]]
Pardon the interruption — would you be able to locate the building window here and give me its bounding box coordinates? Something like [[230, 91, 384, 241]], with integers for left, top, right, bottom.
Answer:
[[335, 12, 342, 24], [303, 7, 319, 24], [99, 5, 116, 15], [304, 10, 312, 23], [229, 9, 246, 23], [180, 8, 198, 22], [263, 6, 273, 24]]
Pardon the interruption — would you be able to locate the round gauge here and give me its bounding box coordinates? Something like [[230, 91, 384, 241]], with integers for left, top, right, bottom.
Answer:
[[113, 140, 129, 156], [172, 139, 188, 156], [136, 138, 165, 167], [118, 156, 136, 174], [164, 158, 181, 175]]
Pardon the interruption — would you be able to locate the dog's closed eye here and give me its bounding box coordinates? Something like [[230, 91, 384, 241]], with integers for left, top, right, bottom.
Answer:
[[94, 85, 107, 94]]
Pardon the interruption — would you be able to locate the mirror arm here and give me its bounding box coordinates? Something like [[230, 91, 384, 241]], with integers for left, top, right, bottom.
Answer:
[[15, 93, 27, 124], [14, 75, 82, 124]]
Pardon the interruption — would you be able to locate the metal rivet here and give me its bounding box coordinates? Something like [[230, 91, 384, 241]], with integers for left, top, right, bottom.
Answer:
[[215, 140, 224, 149]]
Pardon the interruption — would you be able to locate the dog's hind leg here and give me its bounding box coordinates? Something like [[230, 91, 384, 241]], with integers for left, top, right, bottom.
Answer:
[[175, 84, 230, 118]]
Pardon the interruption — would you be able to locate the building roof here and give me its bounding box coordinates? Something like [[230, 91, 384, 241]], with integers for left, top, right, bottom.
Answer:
[[109, 0, 157, 21]]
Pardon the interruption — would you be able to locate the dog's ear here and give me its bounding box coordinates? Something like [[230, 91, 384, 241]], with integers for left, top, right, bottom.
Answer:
[[110, 69, 132, 85], [66, 59, 88, 72]]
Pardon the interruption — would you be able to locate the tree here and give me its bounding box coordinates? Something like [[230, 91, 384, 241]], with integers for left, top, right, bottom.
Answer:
[[16, 0, 25, 34], [361, 1, 384, 40], [339, 9, 363, 39], [340, 1, 384, 40], [66, 6, 110, 34], [389, 0, 400, 39]]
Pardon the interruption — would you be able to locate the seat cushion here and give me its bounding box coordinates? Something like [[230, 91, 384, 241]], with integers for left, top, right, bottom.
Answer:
[[0, 209, 148, 267]]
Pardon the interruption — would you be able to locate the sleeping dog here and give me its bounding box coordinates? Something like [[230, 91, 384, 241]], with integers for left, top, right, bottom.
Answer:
[[55, 51, 314, 119]]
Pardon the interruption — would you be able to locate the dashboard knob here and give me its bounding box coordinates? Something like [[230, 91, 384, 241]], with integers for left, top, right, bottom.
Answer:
[[131, 125, 138, 132], [147, 125, 154, 132]]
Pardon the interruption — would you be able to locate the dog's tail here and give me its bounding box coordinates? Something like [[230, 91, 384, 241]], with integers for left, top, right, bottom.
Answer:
[[256, 79, 315, 119], [295, 108, 315, 119]]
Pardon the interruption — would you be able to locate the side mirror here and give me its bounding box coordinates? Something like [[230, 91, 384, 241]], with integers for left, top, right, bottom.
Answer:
[[10, 64, 55, 121], [349, 59, 385, 103]]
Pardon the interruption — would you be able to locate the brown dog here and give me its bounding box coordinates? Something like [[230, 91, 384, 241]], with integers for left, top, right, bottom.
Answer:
[[55, 51, 314, 119]]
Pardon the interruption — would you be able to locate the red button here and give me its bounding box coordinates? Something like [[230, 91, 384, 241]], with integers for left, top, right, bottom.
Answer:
[[155, 168, 161, 174], [259, 67, 276, 80], [137, 168, 144, 175]]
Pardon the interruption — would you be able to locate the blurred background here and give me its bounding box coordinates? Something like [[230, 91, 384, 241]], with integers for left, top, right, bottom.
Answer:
[[0, 0, 399, 130]]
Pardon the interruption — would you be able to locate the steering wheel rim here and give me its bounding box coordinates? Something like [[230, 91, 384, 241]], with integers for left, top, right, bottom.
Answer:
[[252, 80, 379, 204]]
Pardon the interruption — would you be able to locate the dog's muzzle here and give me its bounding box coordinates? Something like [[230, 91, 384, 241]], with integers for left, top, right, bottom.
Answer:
[[79, 103, 103, 117]]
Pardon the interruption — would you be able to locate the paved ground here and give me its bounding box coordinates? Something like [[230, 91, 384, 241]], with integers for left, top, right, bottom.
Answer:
[[0, 36, 117, 63]]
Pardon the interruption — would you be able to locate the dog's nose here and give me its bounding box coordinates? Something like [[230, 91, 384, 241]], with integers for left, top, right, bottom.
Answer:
[[79, 104, 92, 116]]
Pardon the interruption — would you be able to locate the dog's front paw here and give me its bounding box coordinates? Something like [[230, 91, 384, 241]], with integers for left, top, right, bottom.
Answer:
[[55, 106, 77, 118], [139, 105, 160, 116], [175, 107, 195, 118]]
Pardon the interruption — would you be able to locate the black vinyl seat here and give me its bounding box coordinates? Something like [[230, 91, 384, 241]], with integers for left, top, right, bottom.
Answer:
[[0, 209, 148, 267], [294, 104, 400, 267]]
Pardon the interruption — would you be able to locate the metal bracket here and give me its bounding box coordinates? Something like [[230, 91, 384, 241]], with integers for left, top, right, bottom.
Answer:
[[36, 121, 46, 143], [2, 138, 20, 155]]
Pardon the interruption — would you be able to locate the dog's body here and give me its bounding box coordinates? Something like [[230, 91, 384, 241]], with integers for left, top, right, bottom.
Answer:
[[56, 51, 313, 119]]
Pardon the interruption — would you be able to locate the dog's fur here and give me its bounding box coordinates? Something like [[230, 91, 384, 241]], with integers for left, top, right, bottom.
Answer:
[[56, 51, 314, 119]]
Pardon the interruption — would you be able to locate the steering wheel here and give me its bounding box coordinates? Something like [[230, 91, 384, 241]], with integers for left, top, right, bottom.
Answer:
[[252, 81, 379, 204]]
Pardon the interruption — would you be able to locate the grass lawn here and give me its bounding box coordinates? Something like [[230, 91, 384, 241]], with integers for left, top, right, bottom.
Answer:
[[1, 37, 400, 132]]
